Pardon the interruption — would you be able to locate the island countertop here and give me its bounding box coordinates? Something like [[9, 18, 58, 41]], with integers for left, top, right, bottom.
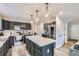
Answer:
[[0, 36, 9, 48], [26, 35, 55, 47]]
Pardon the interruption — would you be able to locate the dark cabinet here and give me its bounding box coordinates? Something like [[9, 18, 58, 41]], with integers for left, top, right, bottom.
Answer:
[[0, 42, 7, 56], [6, 38, 10, 53], [2, 20, 10, 30], [26, 38, 54, 56], [0, 36, 14, 56], [9, 36, 14, 48], [2, 19, 31, 30], [25, 23, 31, 30], [34, 50, 42, 56], [30, 41, 34, 56], [0, 44, 4, 56], [26, 39, 34, 56], [27, 39, 31, 53], [41, 44, 54, 56], [34, 44, 42, 56]]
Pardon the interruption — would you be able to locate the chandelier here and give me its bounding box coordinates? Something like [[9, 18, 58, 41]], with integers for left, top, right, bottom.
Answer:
[[35, 10, 39, 22], [30, 14, 33, 23], [45, 3, 49, 18]]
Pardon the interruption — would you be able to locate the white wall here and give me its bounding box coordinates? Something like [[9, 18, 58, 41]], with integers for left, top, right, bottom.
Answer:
[[31, 22, 44, 36], [56, 15, 65, 48], [70, 24, 79, 40], [37, 23, 44, 36], [64, 23, 68, 43], [0, 16, 2, 30], [3, 17, 30, 23]]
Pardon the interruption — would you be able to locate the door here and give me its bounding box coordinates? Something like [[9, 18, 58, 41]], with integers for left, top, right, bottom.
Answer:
[[56, 16, 65, 48]]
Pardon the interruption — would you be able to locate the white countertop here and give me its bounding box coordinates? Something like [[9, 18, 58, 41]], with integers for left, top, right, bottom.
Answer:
[[26, 35, 55, 47], [0, 36, 9, 48]]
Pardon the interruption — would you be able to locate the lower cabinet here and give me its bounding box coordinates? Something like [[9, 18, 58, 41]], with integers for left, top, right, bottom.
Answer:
[[26, 39, 54, 56], [0, 44, 5, 56], [9, 36, 14, 48], [0, 36, 14, 56]]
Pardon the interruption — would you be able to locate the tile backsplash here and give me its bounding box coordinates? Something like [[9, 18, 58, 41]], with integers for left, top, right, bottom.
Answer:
[[3, 30, 32, 36]]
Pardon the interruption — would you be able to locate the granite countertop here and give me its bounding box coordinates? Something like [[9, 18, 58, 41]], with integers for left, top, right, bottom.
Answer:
[[0, 36, 9, 48], [26, 35, 55, 47]]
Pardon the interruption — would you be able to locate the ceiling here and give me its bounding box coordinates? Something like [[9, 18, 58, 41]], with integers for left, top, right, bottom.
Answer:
[[0, 3, 79, 23]]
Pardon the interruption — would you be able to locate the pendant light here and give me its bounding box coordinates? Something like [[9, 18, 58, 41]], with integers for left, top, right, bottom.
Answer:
[[45, 3, 49, 17], [35, 10, 39, 22], [30, 14, 33, 23]]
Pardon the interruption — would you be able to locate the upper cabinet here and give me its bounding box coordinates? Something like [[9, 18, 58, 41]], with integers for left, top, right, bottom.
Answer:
[[2, 19, 31, 30], [2, 19, 11, 30]]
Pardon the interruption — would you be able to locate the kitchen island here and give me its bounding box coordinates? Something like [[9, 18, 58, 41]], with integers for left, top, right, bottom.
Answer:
[[0, 36, 14, 56], [25, 35, 55, 56]]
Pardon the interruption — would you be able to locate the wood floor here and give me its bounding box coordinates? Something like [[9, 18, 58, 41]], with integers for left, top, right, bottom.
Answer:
[[7, 44, 31, 56], [6, 40, 78, 56], [56, 39, 78, 55]]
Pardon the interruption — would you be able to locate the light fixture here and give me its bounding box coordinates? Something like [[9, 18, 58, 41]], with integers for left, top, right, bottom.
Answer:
[[30, 14, 33, 23], [36, 18, 38, 22], [59, 11, 63, 15], [45, 3, 49, 17], [35, 10, 39, 22], [45, 14, 49, 17]]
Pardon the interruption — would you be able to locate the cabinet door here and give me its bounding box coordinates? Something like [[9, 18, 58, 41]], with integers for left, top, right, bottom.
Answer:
[[25, 23, 31, 30], [6, 39, 9, 54], [30, 41, 34, 56], [34, 50, 42, 56], [27, 40, 31, 53], [34, 44, 42, 56], [42, 43, 54, 56], [26, 38, 28, 49], [2, 20, 10, 30], [4, 43, 7, 56], [0, 46, 3, 56], [9, 36, 14, 48]]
